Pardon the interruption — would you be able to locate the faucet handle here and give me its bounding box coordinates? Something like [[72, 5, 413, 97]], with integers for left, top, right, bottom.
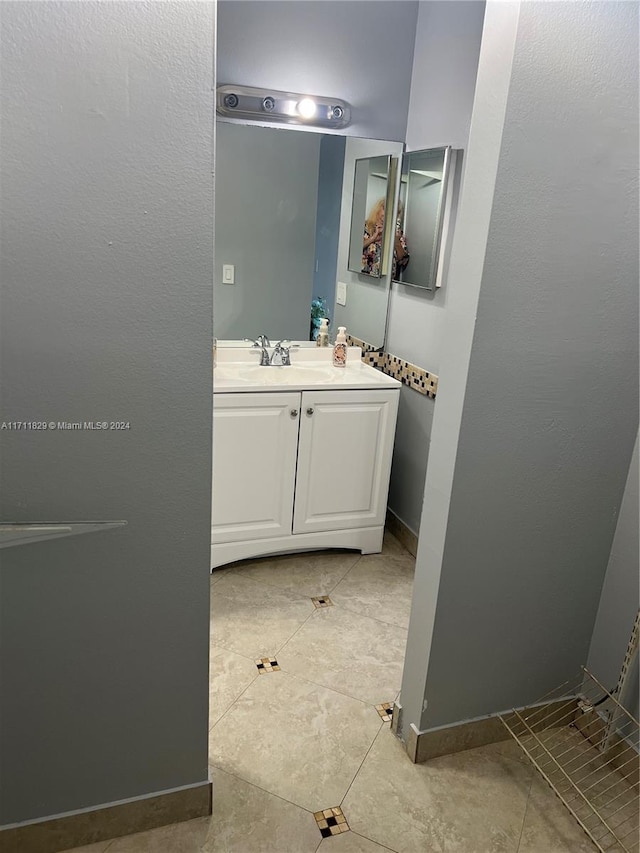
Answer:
[[270, 341, 291, 366], [273, 340, 291, 367]]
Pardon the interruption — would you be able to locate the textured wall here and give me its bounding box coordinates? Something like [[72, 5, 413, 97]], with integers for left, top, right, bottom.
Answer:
[[402, 0, 639, 732], [588, 433, 639, 721], [385, 0, 485, 533], [217, 1, 418, 142], [0, 1, 214, 823]]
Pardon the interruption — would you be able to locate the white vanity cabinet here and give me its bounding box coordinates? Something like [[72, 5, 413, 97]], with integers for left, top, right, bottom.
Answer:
[[211, 392, 300, 545], [293, 389, 397, 534], [211, 386, 399, 568]]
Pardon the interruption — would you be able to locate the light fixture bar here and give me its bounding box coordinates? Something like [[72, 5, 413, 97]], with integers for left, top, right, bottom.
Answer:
[[216, 84, 351, 129]]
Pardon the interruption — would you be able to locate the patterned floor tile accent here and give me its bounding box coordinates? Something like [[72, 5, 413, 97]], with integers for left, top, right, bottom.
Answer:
[[314, 806, 350, 838], [312, 596, 333, 608], [375, 703, 394, 723], [255, 656, 280, 674]]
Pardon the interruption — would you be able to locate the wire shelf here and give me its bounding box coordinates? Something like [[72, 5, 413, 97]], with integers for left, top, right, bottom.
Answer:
[[499, 667, 639, 852]]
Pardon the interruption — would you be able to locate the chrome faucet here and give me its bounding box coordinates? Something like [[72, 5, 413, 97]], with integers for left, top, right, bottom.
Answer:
[[246, 334, 272, 366], [245, 335, 291, 366], [251, 334, 271, 348], [270, 341, 291, 366]]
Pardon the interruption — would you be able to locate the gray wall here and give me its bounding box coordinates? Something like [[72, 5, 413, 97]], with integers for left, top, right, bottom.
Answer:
[[385, 0, 485, 533], [401, 0, 639, 734], [217, 1, 418, 143], [215, 122, 321, 341], [588, 432, 639, 722], [313, 135, 346, 324], [0, 1, 214, 824]]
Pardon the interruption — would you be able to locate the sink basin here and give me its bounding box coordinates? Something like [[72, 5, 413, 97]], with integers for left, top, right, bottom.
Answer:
[[214, 363, 338, 385], [213, 354, 402, 392], [238, 365, 337, 384]]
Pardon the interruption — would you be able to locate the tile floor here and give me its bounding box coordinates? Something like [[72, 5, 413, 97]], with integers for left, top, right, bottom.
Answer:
[[66, 531, 600, 853]]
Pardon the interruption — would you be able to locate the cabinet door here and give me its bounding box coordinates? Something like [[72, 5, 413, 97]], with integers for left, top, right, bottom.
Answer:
[[212, 392, 300, 544], [293, 389, 399, 535]]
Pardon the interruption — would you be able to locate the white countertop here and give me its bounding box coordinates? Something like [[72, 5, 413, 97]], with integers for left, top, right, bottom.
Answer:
[[213, 346, 401, 393]]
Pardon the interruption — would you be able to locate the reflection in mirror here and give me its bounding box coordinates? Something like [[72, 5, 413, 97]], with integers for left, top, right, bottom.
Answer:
[[394, 147, 452, 291], [347, 155, 392, 278], [215, 121, 402, 349], [215, 122, 345, 343]]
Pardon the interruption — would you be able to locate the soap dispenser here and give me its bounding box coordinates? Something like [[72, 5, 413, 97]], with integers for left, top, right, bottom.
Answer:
[[333, 326, 347, 368], [316, 317, 329, 347]]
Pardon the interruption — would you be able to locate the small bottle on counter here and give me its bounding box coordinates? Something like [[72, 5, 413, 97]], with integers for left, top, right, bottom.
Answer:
[[333, 326, 347, 368], [316, 318, 330, 347]]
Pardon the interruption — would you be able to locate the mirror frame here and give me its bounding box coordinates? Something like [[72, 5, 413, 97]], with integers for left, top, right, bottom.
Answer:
[[393, 146, 452, 292]]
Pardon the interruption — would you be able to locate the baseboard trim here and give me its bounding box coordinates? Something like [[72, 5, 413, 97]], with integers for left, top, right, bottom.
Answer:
[[391, 700, 403, 737], [385, 509, 418, 557], [405, 699, 575, 764], [0, 780, 212, 853]]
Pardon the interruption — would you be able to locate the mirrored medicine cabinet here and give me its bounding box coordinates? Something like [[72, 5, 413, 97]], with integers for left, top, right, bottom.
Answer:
[[393, 146, 454, 292], [347, 154, 397, 280]]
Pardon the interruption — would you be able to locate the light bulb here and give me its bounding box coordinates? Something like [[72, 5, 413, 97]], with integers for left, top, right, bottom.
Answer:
[[297, 98, 317, 119]]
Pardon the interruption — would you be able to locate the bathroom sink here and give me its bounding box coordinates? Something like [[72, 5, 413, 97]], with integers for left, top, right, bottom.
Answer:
[[238, 365, 337, 384], [213, 349, 402, 393]]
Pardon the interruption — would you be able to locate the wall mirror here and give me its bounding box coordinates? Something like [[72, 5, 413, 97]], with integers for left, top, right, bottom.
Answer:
[[214, 120, 403, 349], [347, 155, 395, 279], [394, 146, 453, 291]]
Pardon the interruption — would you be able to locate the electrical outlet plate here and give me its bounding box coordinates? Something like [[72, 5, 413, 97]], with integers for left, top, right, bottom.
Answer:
[[336, 281, 347, 306]]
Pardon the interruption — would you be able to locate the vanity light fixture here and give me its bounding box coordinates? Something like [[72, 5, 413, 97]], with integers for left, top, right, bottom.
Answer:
[[217, 84, 351, 129], [296, 97, 317, 119]]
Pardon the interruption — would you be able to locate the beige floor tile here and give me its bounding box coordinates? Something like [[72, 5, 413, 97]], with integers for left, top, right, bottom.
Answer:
[[318, 831, 395, 852], [62, 844, 112, 853], [343, 727, 533, 853], [104, 817, 210, 852], [210, 568, 228, 587], [229, 550, 360, 597], [331, 554, 415, 629], [519, 729, 639, 853], [209, 669, 382, 813], [201, 766, 320, 852], [473, 737, 535, 766], [277, 605, 407, 705], [209, 644, 259, 728], [517, 776, 600, 852], [209, 573, 314, 658]]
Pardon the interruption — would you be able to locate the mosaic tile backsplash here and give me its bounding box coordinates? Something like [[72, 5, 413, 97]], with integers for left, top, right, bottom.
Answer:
[[347, 334, 438, 399]]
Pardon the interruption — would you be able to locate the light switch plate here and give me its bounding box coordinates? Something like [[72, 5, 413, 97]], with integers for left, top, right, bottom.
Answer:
[[336, 281, 347, 306], [222, 264, 235, 284]]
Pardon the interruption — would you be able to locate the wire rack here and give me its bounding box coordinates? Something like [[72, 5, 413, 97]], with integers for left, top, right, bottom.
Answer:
[[499, 667, 639, 852]]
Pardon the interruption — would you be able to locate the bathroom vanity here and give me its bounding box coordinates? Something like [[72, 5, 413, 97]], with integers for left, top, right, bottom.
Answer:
[[211, 346, 400, 569]]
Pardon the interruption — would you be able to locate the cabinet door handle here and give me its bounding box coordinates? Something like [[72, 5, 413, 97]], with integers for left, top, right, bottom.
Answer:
[[290, 409, 299, 418], [306, 407, 314, 416]]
